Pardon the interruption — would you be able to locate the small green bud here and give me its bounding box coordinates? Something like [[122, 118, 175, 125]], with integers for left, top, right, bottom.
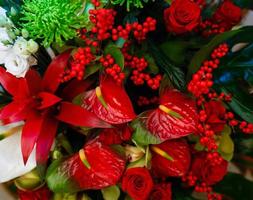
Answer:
[[21, 29, 29, 38], [27, 39, 39, 53], [14, 29, 20, 36], [10, 7, 18, 16], [14, 169, 43, 190], [7, 30, 16, 40]]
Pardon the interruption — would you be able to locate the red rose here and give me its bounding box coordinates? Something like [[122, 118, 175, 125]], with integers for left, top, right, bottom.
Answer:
[[149, 183, 172, 200], [151, 139, 191, 177], [204, 100, 226, 133], [191, 153, 228, 185], [18, 187, 51, 200], [122, 167, 154, 200], [213, 0, 242, 30], [164, 0, 201, 34]]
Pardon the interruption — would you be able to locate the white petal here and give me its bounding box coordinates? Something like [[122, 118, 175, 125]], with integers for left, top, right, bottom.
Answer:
[[0, 130, 36, 183], [0, 49, 10, 64]]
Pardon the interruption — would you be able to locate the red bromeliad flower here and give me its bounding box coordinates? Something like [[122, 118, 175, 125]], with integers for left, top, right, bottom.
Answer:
[[146, 89, 198, 141], [0, 52, 111, 165], [81, 75, 136, 124]]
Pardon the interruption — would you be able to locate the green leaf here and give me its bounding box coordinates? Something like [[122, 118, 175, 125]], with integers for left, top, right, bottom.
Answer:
[[220, 85, 253, 123], [84, 64, 102, 79], [187, 26, 253, 80], [148, 40, 186, 90], [131, 117, 161, 146], [159, 40, 189, 65], [115, 37, 126, 48], [232, 0, 253, 9], [214, 173, 253, 200], [144, 54, 159, 74], [101, 185, 120, 200], [104, 44, 124, 69], [218, 126, 234, 161]]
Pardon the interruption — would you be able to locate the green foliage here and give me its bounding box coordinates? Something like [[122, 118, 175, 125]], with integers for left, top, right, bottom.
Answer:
[[232, 0, 253, 9], [214, 173, 253, 200], [101, 185, 120, 200], [105, 44, 125, 69], [111, 0, 150, 11], [131, 116, 161, 146], [148, 40, 186, 90], [20, 0, 90, 47]]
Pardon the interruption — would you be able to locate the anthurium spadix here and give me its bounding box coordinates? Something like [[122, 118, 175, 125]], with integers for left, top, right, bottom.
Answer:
[[0, 122, 36, 183], [0, 51, 111, 166]]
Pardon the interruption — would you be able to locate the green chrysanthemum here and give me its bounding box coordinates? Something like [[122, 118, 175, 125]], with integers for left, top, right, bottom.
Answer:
[[20, 0, 90, 47], [111, 0, 151, 11]]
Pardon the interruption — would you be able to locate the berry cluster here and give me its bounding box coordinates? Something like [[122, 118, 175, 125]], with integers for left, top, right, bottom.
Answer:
[[123, 52, 162, 90], [132, 17, 156, 42], [199, 20, 226, 37], [60, 47, 95, 82], [137, 96, 159, 106], [207, 152, 223, 166], [89, 8, 117, 41], [91, 0, 101, 7], [111, 17, 156, 42], [188, 43, 229, 98], [77, 28, 99, 48], [99, 54, 125, 84]]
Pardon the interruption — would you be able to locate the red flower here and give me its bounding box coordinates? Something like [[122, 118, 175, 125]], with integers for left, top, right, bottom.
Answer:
[[146, 89, 198, 141], [191, 153, 228, 185], [46, 140, 126, 192], [149, 183, 172, 200], [0, 52, 110, 165], [18, 187, 51, 200], [96, 125, 132, 145], [122, 167, 154, 200], [82, 75, 136, 124], [151, 139, 191, 177], [164, 0, 201, 34], [213, 0, 242, 30], [204, 100, 226, 133]]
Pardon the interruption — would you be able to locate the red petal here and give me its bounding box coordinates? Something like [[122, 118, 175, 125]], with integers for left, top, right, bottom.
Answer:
[[0, 67, 29, 98], [21, 112, 44, 164], [0, 101, 27, 120], [151, 139, 191, 177], [46, 140, 126, 192], [56, 102, 111, 128], [147, 90, 198, 141], [100, 76, 136, 120], [36, 117, 58, 165], [42, 51, 71, 93], [37, 92, 61, 110], [61, 79, 93, 101], [25, 69, 42, 96]]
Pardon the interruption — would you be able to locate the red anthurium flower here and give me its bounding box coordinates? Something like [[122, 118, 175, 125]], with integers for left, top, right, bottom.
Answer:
[[46, 140, 126, 193], [151, 139, 191, 177], [146, 89, 198, 141], [82, 75, 136, 124], [0, 52, 111, 165]]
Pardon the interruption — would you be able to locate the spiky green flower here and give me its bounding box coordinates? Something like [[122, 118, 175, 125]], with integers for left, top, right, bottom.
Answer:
[[111, 0, 151, 11], [20, 0, 90, 47]]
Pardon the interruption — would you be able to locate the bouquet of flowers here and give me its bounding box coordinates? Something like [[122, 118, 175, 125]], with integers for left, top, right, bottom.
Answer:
[[0, 0, 253, 199]]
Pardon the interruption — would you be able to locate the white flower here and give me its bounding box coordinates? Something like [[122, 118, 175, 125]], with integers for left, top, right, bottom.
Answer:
[[0, 122, 36, 183], [27, 39, 39, 54], [4, 50, 30, 78], [13, 37, 30, 58], [0, 7, 7, 18]]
